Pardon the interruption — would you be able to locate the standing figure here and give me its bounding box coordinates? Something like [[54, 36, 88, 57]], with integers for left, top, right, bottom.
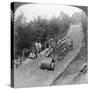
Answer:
[[35, 41, 42, 55]]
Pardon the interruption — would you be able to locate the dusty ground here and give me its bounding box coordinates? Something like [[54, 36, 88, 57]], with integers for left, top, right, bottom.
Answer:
[[14, 23, 87, 88]]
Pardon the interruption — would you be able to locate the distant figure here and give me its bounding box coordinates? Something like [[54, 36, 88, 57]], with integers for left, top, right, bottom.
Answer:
[[14, 57, 21, 69], [49, 38, 57, 49], [35, 41, 42, 54]]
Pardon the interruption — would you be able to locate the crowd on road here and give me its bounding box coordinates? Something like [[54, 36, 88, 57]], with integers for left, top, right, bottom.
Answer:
[[14, 35, 73, 70]]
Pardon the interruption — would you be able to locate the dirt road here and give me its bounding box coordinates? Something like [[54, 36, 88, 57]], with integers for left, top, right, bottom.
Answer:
[[14, 23, 84, 88]]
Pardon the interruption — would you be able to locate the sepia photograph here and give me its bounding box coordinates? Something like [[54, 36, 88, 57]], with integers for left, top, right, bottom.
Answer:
[[11, 2, 88, 88]]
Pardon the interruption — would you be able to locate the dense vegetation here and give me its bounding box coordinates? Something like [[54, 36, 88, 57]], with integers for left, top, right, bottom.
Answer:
[[13, 11, 87, 59]]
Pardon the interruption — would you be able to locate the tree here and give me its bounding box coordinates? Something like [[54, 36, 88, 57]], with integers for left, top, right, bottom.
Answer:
[[59, 11, 71, 34], [14, 14, 71, 58], [71, 11, 87, 32], [14, 12, 27, 29]]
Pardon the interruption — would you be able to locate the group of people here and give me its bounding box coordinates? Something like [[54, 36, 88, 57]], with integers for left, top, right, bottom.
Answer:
[[39, 36, 73, 71], [14, 56, 23, 69], [14, 35, 73, 69], [14, 41, 42, 69], [45, 36, 73, 61], [57, 38, 73, 60], [29, 41, 42, 59]]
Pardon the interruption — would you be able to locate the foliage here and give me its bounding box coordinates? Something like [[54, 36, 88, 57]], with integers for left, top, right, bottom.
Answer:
[[15, 11, 87, 59]]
